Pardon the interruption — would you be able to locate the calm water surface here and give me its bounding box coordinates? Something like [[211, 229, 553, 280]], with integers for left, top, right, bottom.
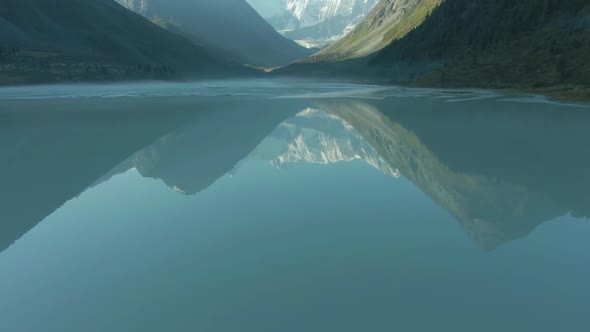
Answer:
[[0, 80, 589, 332]]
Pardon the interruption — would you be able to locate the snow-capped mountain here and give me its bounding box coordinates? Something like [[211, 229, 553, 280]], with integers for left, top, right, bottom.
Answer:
[[245, 108, 400, 178], [247, 0, 379, 48]]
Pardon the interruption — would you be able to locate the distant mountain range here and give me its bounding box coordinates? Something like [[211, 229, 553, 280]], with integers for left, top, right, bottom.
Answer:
[[117, 0, 314, 67], [248, 0, 379, 48]]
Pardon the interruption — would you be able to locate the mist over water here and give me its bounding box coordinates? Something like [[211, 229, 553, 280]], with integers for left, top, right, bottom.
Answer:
[[0, 80, 589, 332]]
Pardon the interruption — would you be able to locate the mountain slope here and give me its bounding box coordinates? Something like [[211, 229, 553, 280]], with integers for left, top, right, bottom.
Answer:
[[117, 0, 314, 67], [372, 0, 590, 90], [283, 0, 589, 95], [0, 0, 249, 83], [305, 0, 442, 62]]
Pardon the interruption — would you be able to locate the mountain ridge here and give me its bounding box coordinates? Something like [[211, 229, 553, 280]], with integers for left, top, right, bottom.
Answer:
[[0, 0, 251, 84], [117, 0, 314, 67]]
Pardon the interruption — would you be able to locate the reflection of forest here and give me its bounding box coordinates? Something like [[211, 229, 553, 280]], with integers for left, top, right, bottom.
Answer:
[[323, 98, 590, 249]]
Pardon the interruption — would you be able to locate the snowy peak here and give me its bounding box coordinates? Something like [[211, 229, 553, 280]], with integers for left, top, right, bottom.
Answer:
[[285, 0, 375, 27], [248, 0, 378, 48]]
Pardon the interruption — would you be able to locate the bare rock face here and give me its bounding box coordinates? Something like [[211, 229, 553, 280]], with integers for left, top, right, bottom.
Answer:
[[249, 0, 379, 48]]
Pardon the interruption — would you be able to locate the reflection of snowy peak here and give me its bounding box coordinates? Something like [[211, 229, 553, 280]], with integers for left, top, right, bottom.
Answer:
[[249, 109, 400, 177]]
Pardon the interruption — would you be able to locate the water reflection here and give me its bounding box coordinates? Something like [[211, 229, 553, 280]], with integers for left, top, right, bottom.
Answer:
[[0, 97, 305, 252], [322, 99, 590, 249], [1, 94, 589, 254]]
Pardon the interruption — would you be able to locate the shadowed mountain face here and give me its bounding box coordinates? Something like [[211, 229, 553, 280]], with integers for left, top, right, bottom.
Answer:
[[117, 0, 314, 67], [0, 0, 249, 83], [320, 97, 590, 249]]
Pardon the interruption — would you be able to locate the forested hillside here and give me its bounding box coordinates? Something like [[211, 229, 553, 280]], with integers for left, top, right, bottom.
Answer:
[[281, 0, 590, 97], [373, 0, 590, 93]]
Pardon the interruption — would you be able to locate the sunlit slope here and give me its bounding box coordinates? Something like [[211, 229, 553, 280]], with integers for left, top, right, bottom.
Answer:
[[304, 0, 442, 62]]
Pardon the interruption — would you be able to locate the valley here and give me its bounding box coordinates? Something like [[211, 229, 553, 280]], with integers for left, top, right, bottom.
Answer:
[[1, 0, 589, 94], [1, 2, 590, 331]]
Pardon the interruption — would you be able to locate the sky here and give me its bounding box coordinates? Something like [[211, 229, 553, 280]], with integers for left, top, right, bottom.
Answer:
[[246, 0, 284, 18]]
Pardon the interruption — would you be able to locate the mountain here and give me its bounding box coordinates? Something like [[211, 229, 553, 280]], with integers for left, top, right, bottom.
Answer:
[[305, 0, 442, 62], [251, 0, 379, 48], [117, 0, 314, 67], [372, 0, 590, 92], [277, 0, 442, 76], [285, 0, 590, 95], [0, 0, 249, 84]]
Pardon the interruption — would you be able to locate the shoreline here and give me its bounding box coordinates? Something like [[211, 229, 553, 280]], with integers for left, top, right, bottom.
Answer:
[[0, 75, 588, 104]]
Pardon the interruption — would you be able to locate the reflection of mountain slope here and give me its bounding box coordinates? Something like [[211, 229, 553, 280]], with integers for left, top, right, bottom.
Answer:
[[0, 98, 304, 253], [129, 104, 301, 195], [247, 108, 399, 178], [381, 98, 590, 220], [323, 101, 569, 250], [0, 99, 196, 253]]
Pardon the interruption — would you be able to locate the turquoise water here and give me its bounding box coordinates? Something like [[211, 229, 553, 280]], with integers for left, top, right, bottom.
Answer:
[[0, 81, 589, 331]]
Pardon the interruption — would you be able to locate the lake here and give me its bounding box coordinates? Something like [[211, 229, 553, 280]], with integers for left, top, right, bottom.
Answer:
[[0, 80, 589, 332]]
